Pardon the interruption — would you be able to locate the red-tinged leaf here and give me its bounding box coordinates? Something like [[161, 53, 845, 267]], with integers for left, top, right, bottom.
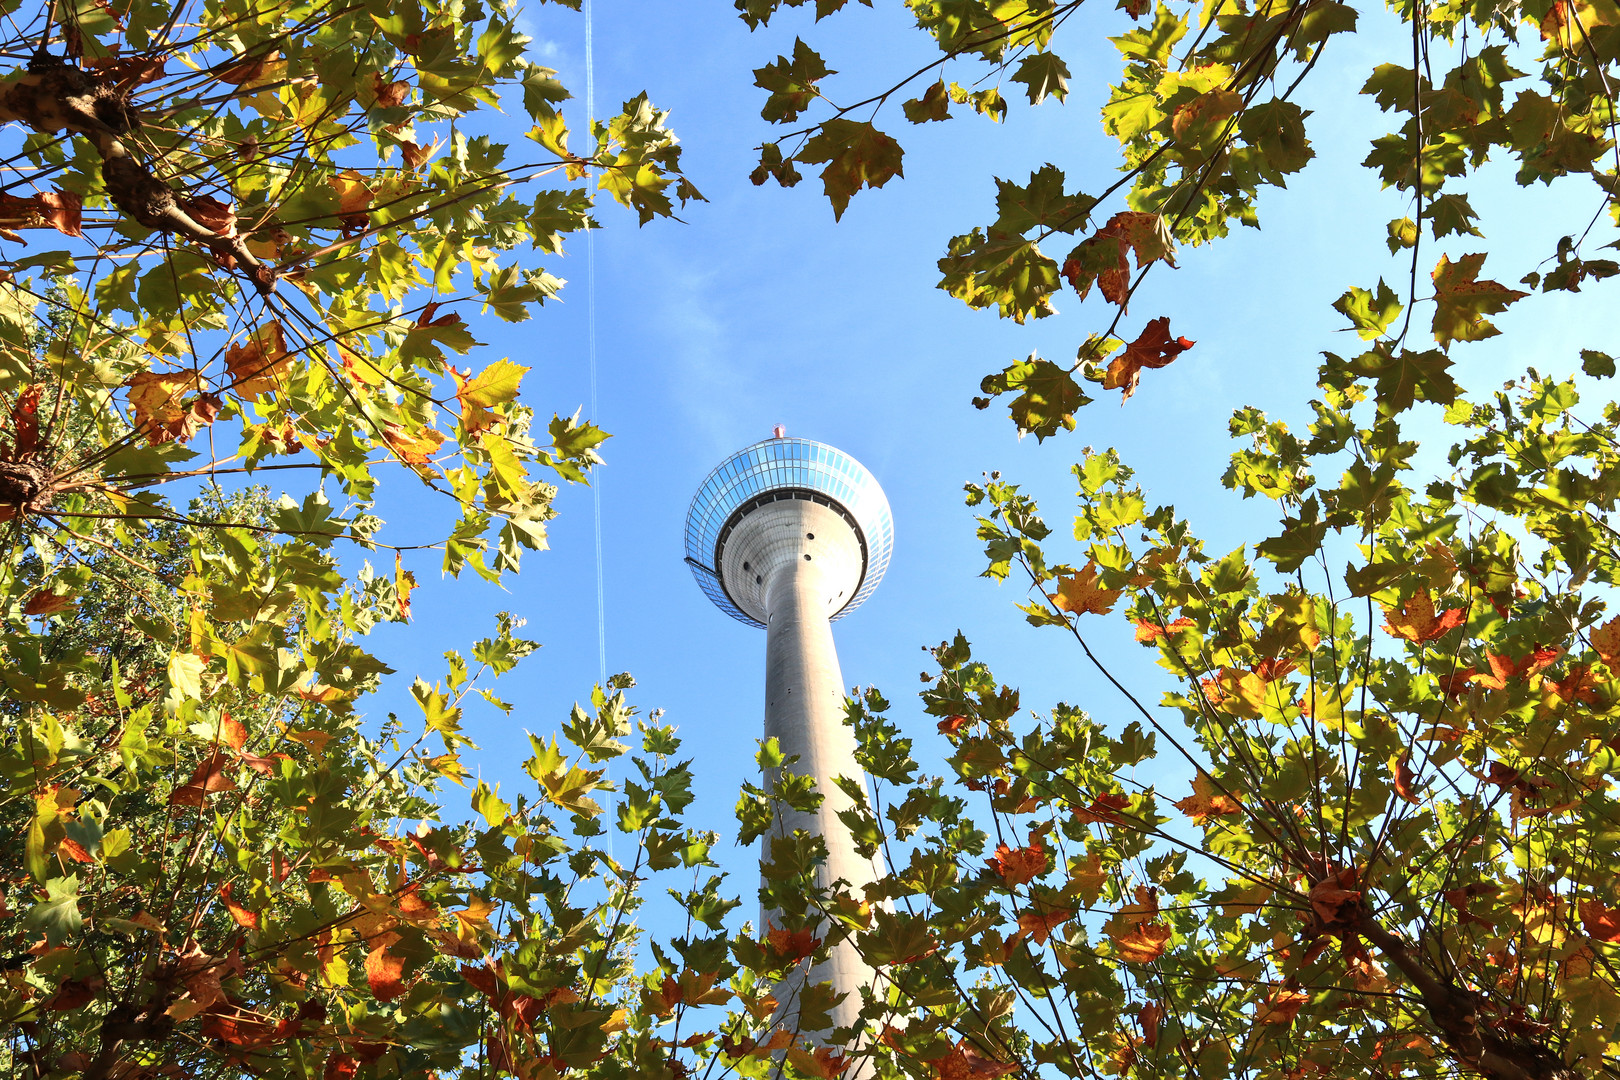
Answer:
[[1431, 253, 1527, 348], [36, 191, 82, 238], [460, 962, 501, 1002], [765, 925, 821, 965], [1381, 590, 1465, 642], [1308, 868, 1362, 927], [324, 1055, 359, 1080], [10, 383, 39, 456], [41, 977, 101, 1011], [936, 1039, 1019, 1079], [937, 714, 969, 735], [1074, 791, 1130, 825], [986, 841, 1047, 886], [219, 881, 259, 930], [1580, 899, 1620, 942], [1016, 906, 1072, 945], [220, 713, 248, 751], [170, 750, 238, 806], [201, 1011, 281, 1048], [1593, 615, 1620, 665], [1111, 922, 1169, 963], [1394, 754, 1422, 804], [416, 301, 460, 328], [1135, 616, 1193, 643], [395, 553, 416, 620], [178, 194, 236, 237], [1173, 773, 1242, 823], [57, 838, 94, 864], [1256, 987, 1310, 1024], [1102, 317, 1194, 401], [371, 72, 410, 108], [23, 590, 74, 616], [366, 943, 407, 1001]]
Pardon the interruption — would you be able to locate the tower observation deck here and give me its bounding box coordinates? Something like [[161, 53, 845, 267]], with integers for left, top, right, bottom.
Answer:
[[685, 434, 892, 1057]]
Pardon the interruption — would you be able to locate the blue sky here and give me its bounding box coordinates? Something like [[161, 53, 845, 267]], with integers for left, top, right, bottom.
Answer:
[[350, 0, 1616, 893]]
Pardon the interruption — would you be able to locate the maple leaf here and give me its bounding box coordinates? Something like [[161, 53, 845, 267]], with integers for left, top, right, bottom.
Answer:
[[329, 169, 375, 235], [1135, 616, 1193, 643], [170, 749, 238, 806], [382, 423, 446, 469], [220, 713, 249, 751], [218, 881, 259, 930], [1470, 647, 1562, 689], [453, 895, 496, 944], [937, 714, 969, 735], [934, 1040, 1020, 1080], [372, 72, 410, 108], [1073, 791, 1130, 825], [1393, 753, 1423, 804], [1063, 211, 1176, 308], [1049, 562, 1122, 616], [366, 941, 408, 1001], [1016, 906, 1072, 945], [765, 925, 822, 964], [798, 118, 905, 220], [1102, 317, 1194, 401], [1591, 615, 1620, 665], [1382, 590, 1466, 642], [127, 371, 209, 445], [1308, 868, 1362, 927], [1255, 987, 1310, 1024], [1579, 899, 1620, 942], [987, 841, 1048, 886], [224, 321, 291, 399], [1112, 922, 1170, 963], [178, 194, 236, 237], [1431, 253, 1527, 348], [1174, 772, 1242, 823], [1070, 850, 1107, 905]]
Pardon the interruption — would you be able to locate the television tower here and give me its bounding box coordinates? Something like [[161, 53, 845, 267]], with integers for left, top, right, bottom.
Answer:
[[685, 431, 894, 1051]]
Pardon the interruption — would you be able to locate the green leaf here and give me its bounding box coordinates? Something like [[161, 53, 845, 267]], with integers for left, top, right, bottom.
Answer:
[[1011, 52, 1071, 105], [1333, 280, 1402, 340], [798, 119, 905, 220]]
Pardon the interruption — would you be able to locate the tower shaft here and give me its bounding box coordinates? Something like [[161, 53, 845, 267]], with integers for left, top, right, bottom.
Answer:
[[763, 553, 881, 1038]]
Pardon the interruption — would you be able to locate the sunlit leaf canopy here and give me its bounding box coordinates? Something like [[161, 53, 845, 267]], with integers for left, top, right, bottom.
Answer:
[[0, 0, 699, 597]]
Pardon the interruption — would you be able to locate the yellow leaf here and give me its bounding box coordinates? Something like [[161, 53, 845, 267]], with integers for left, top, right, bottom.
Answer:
[[1049, 562, 1123, 616]]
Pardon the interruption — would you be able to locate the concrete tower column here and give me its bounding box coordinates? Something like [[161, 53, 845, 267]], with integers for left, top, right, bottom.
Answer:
[[762, 550, 883, 1038]]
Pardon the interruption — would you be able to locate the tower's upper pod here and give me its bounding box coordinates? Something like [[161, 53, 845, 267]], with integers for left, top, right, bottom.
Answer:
[[685, 435, 894, 628]]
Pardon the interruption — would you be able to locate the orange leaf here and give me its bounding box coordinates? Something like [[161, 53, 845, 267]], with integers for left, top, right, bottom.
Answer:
[[986, 841, 1047, 886], [371, 73, 410, 108], [170, 749, 238, 806], [1049, 562, 1122, 616], [366, 943, 407, 1001], [1593, 616, 1620, 665], [1173, 773, 1242, 824], [1111, 922, 1170, 964], [220, 713, 248, 751], [937, 714, 969, 735], [1073, 791, 1130, 825], [765, 925, 821, 965], [382, 423, 445, 468], [934, 1039, 1019, 1080], [1580, 899, 1620, 942], [1135, 616, 1193, 643], [1380, 592, 1470, 641], [1393, 753, 1422, 804], [219, 881, 260, 930], [1101, 316, 1194, 402], [126, 371, 209, 445], [1308, 868, 1361, 927], [57, 838, 94, 863], [1255, 987, 1310, 1024], [224, 322, 291, 399], [1016, 906, 1072, 945]]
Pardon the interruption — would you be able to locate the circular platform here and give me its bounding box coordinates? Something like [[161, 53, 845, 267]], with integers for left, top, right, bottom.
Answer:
[[685, 437, 893, 628]]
